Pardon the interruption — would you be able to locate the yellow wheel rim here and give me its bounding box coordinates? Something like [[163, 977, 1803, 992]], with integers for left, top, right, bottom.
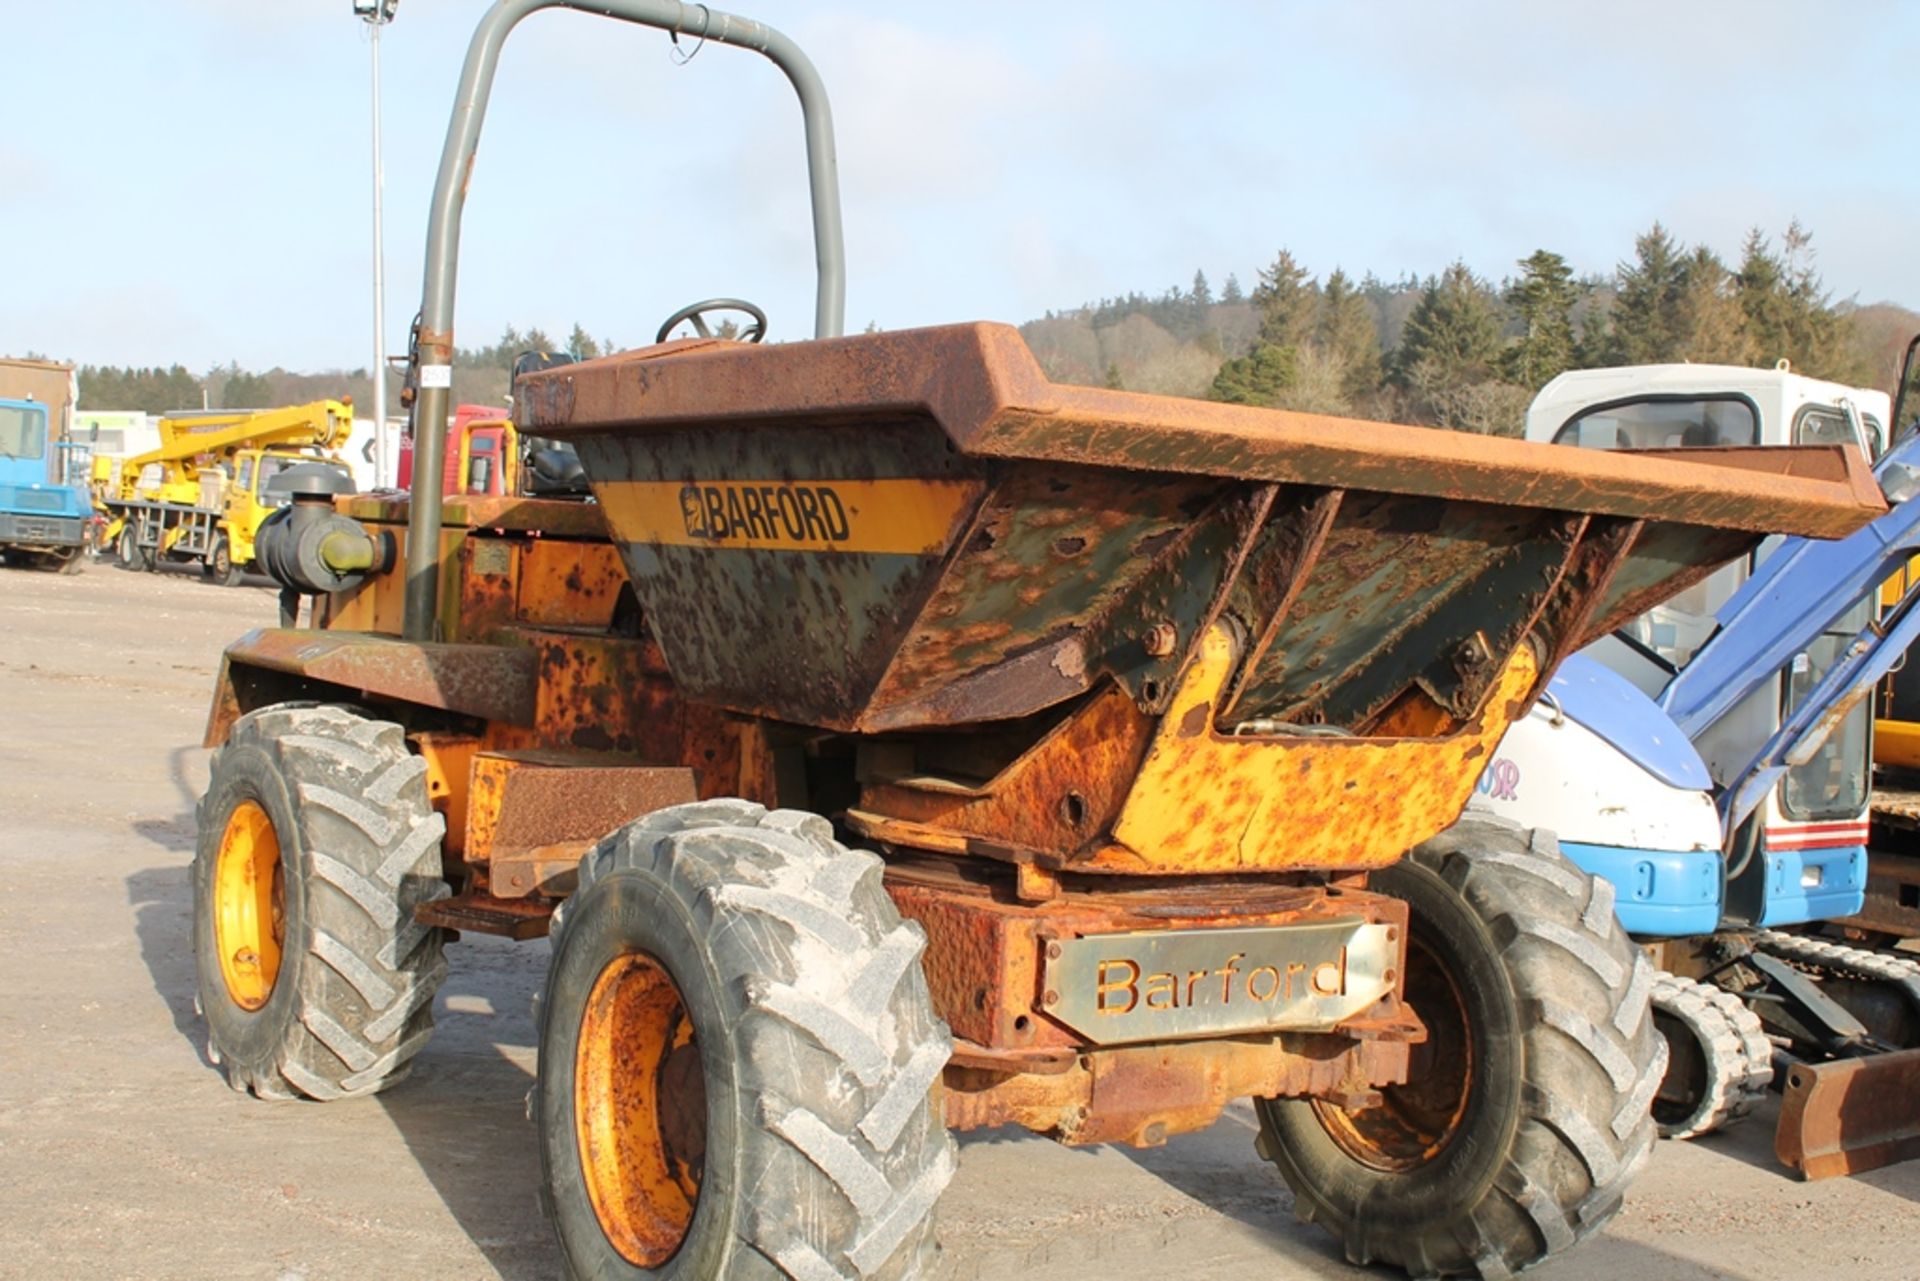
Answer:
[[575, 951, 705, 1267], [1312, 935, 1474, 1172], [214, 799, 285, 1011]]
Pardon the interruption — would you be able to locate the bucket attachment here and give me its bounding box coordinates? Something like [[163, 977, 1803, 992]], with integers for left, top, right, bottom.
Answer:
[[1776, 1044, 1920, 1179]]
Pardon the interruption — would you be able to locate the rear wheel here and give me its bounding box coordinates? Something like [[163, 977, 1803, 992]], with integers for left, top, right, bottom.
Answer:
[[193, 703, 449, 1099], [117, 522, 152, 571], [1256, 816, 1663, 1279], [536, 800, 955, 1279]]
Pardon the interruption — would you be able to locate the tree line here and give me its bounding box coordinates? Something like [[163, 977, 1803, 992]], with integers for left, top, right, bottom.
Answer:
[[64, 322, 617, 417], [1032, 220, 1898, 435], [46, 223, 1914, 436]]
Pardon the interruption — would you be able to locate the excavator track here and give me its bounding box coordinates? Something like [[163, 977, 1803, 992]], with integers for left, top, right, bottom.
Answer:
[[1754, 929, 1920, 986], [1649, 972, 1772, 1140]]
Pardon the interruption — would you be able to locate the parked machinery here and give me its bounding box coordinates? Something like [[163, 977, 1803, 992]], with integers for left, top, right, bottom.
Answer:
[[1474, 355, 1920, 1177], [93, 399, 355, 584], [186, 4, 1889, 1277], [0, 357, 90, 572]]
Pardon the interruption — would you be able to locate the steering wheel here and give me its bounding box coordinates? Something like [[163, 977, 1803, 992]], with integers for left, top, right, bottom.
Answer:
[[656, 298, 768, 344]]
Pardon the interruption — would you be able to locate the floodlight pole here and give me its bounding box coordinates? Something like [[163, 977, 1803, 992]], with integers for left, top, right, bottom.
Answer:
[[361, 1, 397, 486]]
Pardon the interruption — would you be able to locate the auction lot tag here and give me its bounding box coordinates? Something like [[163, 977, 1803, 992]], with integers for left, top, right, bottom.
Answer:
[[1044, 920, 1394, 1044]]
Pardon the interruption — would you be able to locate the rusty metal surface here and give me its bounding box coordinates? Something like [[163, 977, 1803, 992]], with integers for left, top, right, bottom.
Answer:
[[324, 510, 622, 645], [518, 322, 1876, 744], [492, 842, 596, 898], [414, 891, 552, 940], [857, 684, 1153, 860], [517, 540, 627, 629], [523, 630, 687, 759], [1225, 495, 1579, 728], [880, 856, 1410, 1050], [1582, 522, 1760, 641], [571, 419, 984, 730], [342, 492, 609, 538], [466, 751, 696, 864], [1775, 1045, 1920, 1179], [217, 627, 537, 727], [1107, 626, 1540, 874], [865, 469, 1227, 727], [518, 322, 1883, 536], [941, 1032, 1412, 1147]]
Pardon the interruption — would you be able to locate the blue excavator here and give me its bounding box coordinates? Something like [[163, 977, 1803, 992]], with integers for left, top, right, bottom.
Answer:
[[1472, 339, 1920, 1179]]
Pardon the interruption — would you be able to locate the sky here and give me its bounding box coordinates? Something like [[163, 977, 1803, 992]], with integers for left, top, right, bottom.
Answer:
[[6, 1, 1917, 373]]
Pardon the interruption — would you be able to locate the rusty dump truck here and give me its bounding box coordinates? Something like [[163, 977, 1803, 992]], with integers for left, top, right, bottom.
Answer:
[[187, 4, 1893, 1278]]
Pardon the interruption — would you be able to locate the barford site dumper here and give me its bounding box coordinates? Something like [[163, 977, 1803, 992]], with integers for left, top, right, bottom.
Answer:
[[188, 4, 1891, 1278]]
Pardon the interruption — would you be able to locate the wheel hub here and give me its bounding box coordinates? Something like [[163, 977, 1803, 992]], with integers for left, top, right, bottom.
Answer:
[[213, 799, 285, 1010], [1312, 935, 1473, 1172], [575, 951, 705, 1267]]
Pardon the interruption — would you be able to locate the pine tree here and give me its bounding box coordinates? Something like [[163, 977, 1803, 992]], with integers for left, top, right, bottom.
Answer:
[[1209, 343, 1296, 406], [1673, 247, 1749, 365], [1251, 250, 1318, 349], [220, 369, 275, 408], [1191, 269, 1213, 307], [1221, 273, 1245, 304], [1736, 227, 1792, 366], [1317, 268, 1382, 404], [1392, 262, 1508, 428], [1501, 250, 1579, 389], [1608, 223, 1686, 364], [1777, 220, 1864, 382], [566, 324, 601, 361]]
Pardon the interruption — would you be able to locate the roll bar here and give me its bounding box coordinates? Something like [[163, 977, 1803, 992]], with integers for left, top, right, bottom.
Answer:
[[403, 0, 845, 639]]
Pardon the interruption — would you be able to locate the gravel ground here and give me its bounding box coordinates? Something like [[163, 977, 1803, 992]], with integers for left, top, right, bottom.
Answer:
[[3, 562, 1918, 1280]]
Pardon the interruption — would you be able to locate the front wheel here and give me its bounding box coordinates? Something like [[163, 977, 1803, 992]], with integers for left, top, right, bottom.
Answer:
[[1256, 816, 1663, 1278], [209, 536, 243, 587], [193, 704, 450, 1099], [536, 800, 955, 1279]]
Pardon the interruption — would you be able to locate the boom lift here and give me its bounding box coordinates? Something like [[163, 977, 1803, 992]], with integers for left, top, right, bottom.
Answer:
[[94, 399, 355, 584], [184, 4, 1889, 1277]]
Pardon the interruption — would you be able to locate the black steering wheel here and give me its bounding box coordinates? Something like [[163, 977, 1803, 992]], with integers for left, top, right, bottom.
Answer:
[[655, 298, 768, 344]]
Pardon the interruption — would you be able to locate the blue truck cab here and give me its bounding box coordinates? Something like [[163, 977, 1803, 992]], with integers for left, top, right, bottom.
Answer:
[[0, 396, 93, 569]]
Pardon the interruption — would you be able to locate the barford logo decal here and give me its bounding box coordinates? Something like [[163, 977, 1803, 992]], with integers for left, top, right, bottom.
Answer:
[[591, 477, 983, 555], [679, 482, 851, 544]]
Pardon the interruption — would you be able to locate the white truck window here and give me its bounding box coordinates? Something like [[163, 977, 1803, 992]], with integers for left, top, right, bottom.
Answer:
[[1552, 396, 1759, 450]]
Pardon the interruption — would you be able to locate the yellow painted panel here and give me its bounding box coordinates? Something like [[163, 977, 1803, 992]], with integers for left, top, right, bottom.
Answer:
[[1109, 624, 1538, 872], [1875, 718, 1920, 770], [594, 478, 979, 554]]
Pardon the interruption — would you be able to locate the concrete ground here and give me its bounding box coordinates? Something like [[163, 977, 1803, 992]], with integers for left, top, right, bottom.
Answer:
[[3, 563, 1919, 1281]]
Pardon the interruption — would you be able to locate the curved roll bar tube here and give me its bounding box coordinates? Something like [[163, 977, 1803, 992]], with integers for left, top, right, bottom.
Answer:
[[403, 0, 845, 639]]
